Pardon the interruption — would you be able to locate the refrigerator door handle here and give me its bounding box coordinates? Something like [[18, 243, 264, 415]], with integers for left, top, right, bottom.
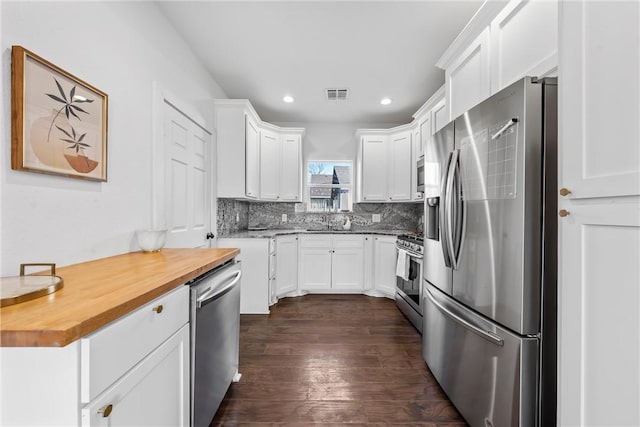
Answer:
[[425, 285, 505, 347], [439, 151, 454, 268], [452, 151, 466, 268], [445, 149, 459, 269]]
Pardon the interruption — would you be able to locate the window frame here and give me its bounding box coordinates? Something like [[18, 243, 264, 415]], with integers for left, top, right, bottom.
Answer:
[[305, 160, 354, 212]]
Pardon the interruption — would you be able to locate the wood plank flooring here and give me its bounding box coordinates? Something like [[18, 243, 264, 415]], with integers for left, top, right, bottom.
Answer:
[[212, 294, 468, 426]]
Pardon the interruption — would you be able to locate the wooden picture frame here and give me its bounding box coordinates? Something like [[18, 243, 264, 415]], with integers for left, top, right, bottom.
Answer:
[[11, 46, 108, 181]]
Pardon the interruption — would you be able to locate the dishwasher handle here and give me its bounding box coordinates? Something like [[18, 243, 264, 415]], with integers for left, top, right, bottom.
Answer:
[[196, 270, 242, 309]]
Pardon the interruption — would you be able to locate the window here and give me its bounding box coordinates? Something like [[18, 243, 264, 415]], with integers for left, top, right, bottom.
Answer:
[[306, 161, 353, 212]]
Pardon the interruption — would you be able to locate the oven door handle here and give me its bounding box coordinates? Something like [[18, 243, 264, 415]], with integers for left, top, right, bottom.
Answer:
[[395, 246, 423, 259]]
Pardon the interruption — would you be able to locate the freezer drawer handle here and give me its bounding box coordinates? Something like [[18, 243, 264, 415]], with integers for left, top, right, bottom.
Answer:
[[425, 287, 504, 346]]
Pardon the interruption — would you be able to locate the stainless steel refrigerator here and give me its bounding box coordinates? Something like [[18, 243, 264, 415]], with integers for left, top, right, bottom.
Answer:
[[422, 77, 557, 427]]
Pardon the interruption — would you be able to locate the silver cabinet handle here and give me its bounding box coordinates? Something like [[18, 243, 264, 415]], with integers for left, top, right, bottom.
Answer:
[[425, 285, 504, 346]]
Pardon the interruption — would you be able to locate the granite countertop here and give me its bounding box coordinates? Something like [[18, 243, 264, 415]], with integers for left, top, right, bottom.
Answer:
[[219, 229, 415, 239]]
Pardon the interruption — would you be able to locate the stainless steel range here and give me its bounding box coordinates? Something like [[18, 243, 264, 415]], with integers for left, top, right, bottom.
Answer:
[[395, 234, 423, 333]]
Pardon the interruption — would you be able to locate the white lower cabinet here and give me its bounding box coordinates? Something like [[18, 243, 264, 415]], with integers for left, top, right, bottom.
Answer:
[[275, 235, 298, 297], [372, 235, 397, 297], [0, 286, 190, 427], [81, 325, 189, 427], [217, 238, 270, 314], [299, 234, 365, 292]]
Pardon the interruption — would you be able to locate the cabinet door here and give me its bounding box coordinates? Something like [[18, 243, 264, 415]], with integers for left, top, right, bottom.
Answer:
[[490, 0, 558, 91], [389, 132, 412, 201], [279, 135, 301, 201], [298, 236, 332, 290], [360, 135, 388, 202], [332, 235, 364, 290], [432, 97, 448, 134], [245, 115, 260, 199], [81, 325, 189, 427], [557, 2, 640, 426], [276, 235, 298, 296], [259, 130, 280, 200], [446, 27, 491, 121], [372, 236, 397, 297]]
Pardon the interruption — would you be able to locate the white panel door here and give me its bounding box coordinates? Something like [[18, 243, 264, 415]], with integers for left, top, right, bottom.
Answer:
[[332, 236, 364, 290], [447, 27, 491, 120], [389, 132, 412, 201], [279, 135, 301, 201], [245, 115, 260, 199], [490, 0, 558, 91], [360, 135, 388, 202], [275, 235, 298, 296], [81, 325, 189, 427], [259, 130, 280, 200], [560, 1, 639, 199], [164, 102, 211, 248], [298, 236, 332, 290], [372, 236, 397, 297], [558, 1, 640, 425]]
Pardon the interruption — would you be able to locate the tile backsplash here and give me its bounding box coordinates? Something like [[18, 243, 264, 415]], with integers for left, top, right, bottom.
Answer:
[[217, 199, 423, 235]]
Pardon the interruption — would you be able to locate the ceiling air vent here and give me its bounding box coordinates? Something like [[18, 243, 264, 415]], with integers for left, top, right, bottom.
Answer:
[[326, 88, 349, 101]]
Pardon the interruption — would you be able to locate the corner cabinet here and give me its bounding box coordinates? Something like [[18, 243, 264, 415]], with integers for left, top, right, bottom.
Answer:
[[357, 127, 415, 203], [215, 99, 304, 201]]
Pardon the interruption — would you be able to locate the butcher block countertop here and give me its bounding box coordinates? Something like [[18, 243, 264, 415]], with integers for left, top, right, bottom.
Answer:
[[0, 248, 239, 347]]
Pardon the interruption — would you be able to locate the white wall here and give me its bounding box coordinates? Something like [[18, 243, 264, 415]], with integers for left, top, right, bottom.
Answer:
[[0, 2, 226, 275], [276, 121, 401, 163]]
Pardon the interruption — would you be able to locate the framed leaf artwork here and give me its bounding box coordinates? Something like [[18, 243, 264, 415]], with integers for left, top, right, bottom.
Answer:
[[11, 46, 108, 181]]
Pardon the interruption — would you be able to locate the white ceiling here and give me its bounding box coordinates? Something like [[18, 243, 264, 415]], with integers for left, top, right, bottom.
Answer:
[[157, 1, 484, 124]]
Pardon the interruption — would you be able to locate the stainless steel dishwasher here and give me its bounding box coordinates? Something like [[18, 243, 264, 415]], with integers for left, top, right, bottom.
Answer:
[[189, 259, 242, 427]]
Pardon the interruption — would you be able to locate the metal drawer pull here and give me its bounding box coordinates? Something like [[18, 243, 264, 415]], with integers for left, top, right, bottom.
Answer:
[[98, 404, 113, 417], [425, 286, 504, 346], [153, 304, 163, 314], [559, 209, 570, 217], [559, 188, 571, 196]]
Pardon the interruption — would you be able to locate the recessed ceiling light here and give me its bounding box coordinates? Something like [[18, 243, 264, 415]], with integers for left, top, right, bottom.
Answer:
[[380, 97, 392, 105], [283, 95, 294, 103]]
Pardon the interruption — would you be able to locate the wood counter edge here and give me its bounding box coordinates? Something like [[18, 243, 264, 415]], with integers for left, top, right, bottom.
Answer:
[[0, 248, 239, 347]]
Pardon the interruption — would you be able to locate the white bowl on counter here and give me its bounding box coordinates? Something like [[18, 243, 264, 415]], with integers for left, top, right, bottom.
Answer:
[[136, 229, 167, 252]]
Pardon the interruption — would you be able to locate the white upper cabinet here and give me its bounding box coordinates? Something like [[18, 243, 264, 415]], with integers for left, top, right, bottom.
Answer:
[[446, 27, 491, 120], [360, 134, 389, 202], [215, 99, 304, 201], [245, 114, 260, 199], [358, 129, 414, 203], [259, 129, 280, 200], [490, 0, 558, 92], [389, 131, 412, 201], [279, 133, 302, 202], [436, 0, 558, 123]]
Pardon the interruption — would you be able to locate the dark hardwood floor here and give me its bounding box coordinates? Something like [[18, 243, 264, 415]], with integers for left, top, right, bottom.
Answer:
[[212, 294, 467, 426]]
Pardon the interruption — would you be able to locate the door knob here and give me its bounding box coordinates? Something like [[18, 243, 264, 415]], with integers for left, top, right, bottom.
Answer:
[[559, 209, 570, 217], [559, 188, 571, 196], [98, 404, 113, 418]]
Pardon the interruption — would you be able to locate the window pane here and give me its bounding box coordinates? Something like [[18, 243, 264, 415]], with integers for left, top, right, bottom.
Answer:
[[308, 187, 351, 212], [307, 162, 351, 185]]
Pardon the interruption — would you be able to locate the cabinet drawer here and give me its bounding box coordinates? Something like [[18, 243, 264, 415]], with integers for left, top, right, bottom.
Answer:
[[80, 286, 189, 403], [332, 235, 364, 248], [300, 235, 332, 249]]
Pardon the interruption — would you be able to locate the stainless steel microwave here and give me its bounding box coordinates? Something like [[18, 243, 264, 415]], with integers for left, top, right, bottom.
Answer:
[[417, 156, 425, 193]]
